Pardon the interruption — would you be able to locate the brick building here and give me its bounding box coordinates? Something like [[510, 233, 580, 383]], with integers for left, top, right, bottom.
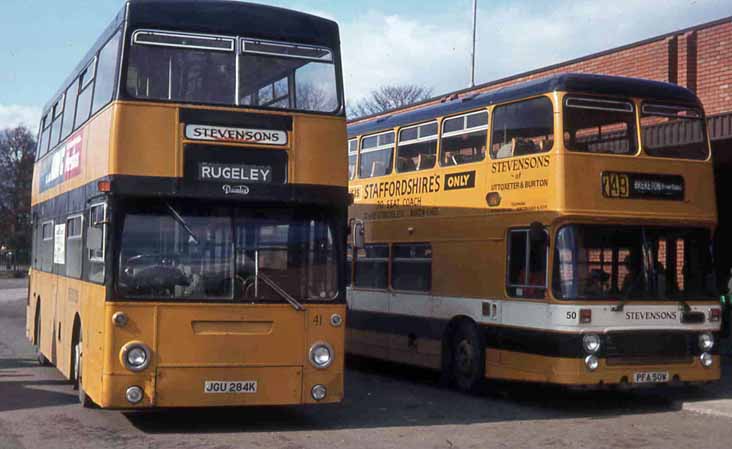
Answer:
[[351, 15, 732, 288]]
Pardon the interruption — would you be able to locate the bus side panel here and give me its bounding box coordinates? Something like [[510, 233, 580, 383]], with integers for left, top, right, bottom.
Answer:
[[57, 280, 84, 380], [33, 270, 58, 364], [54, 276, 69, 377], [86, 105, 114, 183], [80, 282, 107, 404]]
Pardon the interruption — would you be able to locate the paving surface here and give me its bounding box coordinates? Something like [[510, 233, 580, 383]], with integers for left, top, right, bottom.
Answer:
[[3, 278, 732, 449]]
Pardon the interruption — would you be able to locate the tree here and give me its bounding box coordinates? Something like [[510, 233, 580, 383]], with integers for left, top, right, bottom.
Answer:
[[349, 84, 433, 119], [0, 126, 36, 267]]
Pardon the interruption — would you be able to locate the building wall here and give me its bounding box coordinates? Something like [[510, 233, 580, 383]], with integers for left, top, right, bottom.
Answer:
[[351, 17, 732, 123]]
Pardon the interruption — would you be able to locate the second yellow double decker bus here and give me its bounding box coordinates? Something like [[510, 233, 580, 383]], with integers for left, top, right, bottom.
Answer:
[[346, 73, 721, 391], [28, 0, 348, 408]]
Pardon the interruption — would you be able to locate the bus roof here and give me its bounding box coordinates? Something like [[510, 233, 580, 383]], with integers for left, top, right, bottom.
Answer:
[[42, 0, 340, 117], [348, 73, 702, 138], [127, 0, 340, 49]]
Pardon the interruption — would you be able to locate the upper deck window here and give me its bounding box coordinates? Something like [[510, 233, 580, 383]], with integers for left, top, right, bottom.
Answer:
[[491, 97, 553, 159], [440, 111, 487, 166], [564, 97, 636, 155], [397, 121, 438, 172], [641, 103, 709, 160], [348, 139, 358, 180], [359, 132, 395, 178], [125, 31, 341, 114], [240, 39, 339, 113], [127, 30, 236, 106]]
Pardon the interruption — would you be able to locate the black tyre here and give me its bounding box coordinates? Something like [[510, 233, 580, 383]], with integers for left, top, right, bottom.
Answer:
[[74, 331, 96, 408], [35, 307, 51, 367], [450, 322, 485, 393]]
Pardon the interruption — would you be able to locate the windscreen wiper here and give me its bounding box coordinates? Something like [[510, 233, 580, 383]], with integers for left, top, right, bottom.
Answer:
[[256, 271, 305, 312], [165, 203, 200, 245]]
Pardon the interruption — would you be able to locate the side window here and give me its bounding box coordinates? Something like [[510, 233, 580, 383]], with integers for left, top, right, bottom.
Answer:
[[75, 60, 97, 129], [66, 215, 83, 279], [40, 220, 54, 272], [37, 114, 50, 157], [60, 82, 79, 141], [397, 122, 438, 172], [491, 97, 554, 159], [507, 229, 547, 299], [359, 132, 394, 178], [348, 139, 357, 180], [87, 204, 106, 283], [440, 111, 488, 166], [392, 243, 432, 292], [92, 30, 122, 114], [49, 98, 65, 149], [354, 244, 388, 289]]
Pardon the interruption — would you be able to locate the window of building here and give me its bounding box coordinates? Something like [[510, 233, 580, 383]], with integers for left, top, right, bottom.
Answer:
[[397, 121, 438, 172], [348, 139, 357, 180], [359, 132, 395, 178], [392, 243, 432, 291], [354, 244, 389, 289], [74, 59, 97, 129], [66, 215, 83, 279], [49, 97, 65, 149], [563, 97, 636, 155], [491, 97, 554, 159], [507, 229, 548, 299], [92, 30, 122, 115], [441, 111, 487, 166], [87, 203, 106, 283], [641, 103, 709, 160]]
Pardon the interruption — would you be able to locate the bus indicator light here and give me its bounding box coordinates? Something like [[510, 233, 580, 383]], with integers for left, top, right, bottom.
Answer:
[[710, 308, 721, 322], [580, 309, 592, 324], [98, 180, 111, 192], [486, 192, 501, 207]]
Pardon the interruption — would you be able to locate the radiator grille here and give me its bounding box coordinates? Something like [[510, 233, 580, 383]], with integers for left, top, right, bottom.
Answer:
[[605, 332, 693, 365]]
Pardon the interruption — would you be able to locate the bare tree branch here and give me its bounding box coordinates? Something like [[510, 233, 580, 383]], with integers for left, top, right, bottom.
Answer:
[[349, 84, 433, 119]]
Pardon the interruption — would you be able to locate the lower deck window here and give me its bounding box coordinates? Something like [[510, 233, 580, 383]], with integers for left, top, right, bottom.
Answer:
[[354, 244, 388, 289], [391, 243, 431, 291]]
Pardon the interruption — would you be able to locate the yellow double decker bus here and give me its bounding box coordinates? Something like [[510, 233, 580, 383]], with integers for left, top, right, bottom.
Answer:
[[28, 0, 348, 408], [346, 73, 721, 391]]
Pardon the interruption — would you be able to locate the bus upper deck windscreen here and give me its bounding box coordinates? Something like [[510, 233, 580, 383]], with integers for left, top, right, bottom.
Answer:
[[126, 30, 339, 113]]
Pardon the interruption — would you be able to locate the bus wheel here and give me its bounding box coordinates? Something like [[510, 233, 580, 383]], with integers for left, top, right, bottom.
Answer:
[[35, 305, 50, 367], [450, 322, 485, 393], [74, 331, 95, 408]]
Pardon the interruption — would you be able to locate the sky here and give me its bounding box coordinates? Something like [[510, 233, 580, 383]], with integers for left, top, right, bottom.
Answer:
[[0, 0, 729, 131]]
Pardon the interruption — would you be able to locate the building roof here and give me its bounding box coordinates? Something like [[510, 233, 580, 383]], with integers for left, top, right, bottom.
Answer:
[[349, 73, 702, 138]]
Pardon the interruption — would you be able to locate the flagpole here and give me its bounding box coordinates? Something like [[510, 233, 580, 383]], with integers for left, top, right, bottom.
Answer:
[[470, 0, 477, 88]]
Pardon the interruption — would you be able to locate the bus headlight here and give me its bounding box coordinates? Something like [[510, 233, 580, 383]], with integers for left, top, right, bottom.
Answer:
[[584, 355, 599, 371], [700, 352, 713, 368], [699, 332, 714, 351], [309, 342, 334, 369], [121, 343, 151, 372], [582, 334, 601, 354]]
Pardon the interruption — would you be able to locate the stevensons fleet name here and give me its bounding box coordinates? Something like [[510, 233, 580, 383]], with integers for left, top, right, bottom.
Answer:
[[186, 124, 287, 146]]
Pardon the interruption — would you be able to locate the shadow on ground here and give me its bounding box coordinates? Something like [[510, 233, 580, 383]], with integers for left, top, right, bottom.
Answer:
[[124, 355, 711, 435]]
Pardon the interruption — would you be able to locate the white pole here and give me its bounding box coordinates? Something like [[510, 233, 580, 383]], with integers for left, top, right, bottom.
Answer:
[[470, 0, 477, 88]]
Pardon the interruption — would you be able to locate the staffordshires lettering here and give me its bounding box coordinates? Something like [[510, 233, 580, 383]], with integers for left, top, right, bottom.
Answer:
[[185, 124, 287, 146]]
